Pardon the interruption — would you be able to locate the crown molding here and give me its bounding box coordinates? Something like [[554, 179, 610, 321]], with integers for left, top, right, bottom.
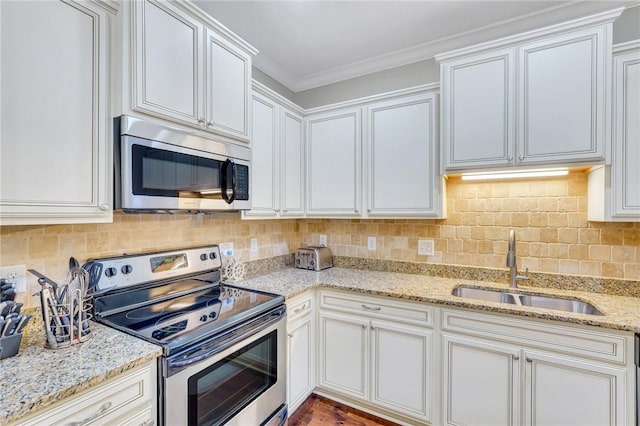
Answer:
[[613, 39, 640, 54], [89, 0, 119, 15], [252, 80, 304, 115]]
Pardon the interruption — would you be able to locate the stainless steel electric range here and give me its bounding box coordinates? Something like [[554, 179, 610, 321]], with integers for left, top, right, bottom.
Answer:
[[86, 245, 287, 426]]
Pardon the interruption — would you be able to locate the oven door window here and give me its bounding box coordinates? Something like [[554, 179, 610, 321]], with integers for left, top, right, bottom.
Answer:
[[188, 330, 277, 426], [132, 144, 222, 198]]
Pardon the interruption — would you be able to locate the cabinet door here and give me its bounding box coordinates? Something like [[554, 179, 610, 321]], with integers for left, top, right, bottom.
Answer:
[[443, 334, 521, 426], [371, 320, 433, 423], [205, 29, 251, 141], [307, 109, 362, 216], [612, 49, 640, 219], [524, 350, 628, 426], [132, 0, 204, 127], [517, 27, 608, 164], [0, 0, 112, 225], [318, 311, 369, 400], [281, 109, 305, 217], [245, 93, 279, 217], [441, 48, 515, 170], [287, 315, 314, 413], [367, 93, 443, 217]]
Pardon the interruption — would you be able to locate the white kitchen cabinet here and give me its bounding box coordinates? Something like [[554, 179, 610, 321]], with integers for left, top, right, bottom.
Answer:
[[306, 108, 362, 216], [441, 308, 635, 426], [317, 290, 435, 424], [440, 48, 515, 170], [367, 92, 445, 218], [588, 41, 640, 222], [318, 310, 369, 400], [243, 82, 305, 219], [524, 350, 627, 426], [128, 0, 255, 143], [15, 363, 156, 426], [0, 0, 115, 225], [287, 293, 315, 413], [437, 10, 621, 172], [442, 334, 521, 426]]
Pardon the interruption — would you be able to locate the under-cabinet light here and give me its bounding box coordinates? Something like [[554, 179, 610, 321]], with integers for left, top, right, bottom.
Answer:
[[460, 168, 569, 181]]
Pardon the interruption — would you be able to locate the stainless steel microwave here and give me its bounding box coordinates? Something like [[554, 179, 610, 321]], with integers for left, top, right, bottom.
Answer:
[[115, 116, 250, 212]]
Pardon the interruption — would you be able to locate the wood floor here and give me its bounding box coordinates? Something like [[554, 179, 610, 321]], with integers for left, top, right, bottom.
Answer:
[[288, 394, 400, 426]]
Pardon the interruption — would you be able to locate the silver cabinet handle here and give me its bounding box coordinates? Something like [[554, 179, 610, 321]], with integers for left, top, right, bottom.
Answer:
[[98, 203, 110, 211], [140, 420, 154, 426], [293, 303, 307, 314], [361, 304, 381, 311], [67, 401, 112, 426]]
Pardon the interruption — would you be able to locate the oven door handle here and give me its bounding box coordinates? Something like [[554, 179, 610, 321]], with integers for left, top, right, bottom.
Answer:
[[168, 306, 285, 370], [221, 159, 236, 204]]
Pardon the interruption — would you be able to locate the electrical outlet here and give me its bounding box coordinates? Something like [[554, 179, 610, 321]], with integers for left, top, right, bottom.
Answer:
[[319, 234, 327, 246], [219, 242, 234, 258], [418, 240, 435, 256], [250, 238, 258, 253], [0, 264, 26, 293], [368, 236, 377, 251]]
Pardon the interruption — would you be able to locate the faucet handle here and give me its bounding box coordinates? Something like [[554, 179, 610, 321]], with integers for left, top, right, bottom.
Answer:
[[516, 267, 529, 281]]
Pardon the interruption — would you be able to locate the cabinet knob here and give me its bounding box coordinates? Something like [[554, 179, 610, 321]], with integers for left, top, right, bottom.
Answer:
[[513, 355, 519, 361], [507, 155, 513, 162], [518, 155, 524, 162], [287, 333, 293, 338], [283, 210, 288, 213], [207, 121, 214, 127], [198, 117, 205, 125], [526, 357, 533, 363], [98, 203, 110, 211], [361, 324, 367, 329]]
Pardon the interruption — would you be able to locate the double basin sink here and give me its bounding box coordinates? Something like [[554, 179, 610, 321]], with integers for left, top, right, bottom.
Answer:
[[452, 285, 603, 316]]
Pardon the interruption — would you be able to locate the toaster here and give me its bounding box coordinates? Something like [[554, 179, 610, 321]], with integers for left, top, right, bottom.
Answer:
[[295, 246, 333, 271]]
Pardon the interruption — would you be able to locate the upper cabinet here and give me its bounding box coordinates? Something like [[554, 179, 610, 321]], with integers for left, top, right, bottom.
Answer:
[[123, 0, 256, 144], [588, 41, 640, 222], [306, 108, 362, 217], [367, 93, 445, 218], [243, 82, 305, 219], [437, 9, 622, 172], [0, 0, 116, 225]]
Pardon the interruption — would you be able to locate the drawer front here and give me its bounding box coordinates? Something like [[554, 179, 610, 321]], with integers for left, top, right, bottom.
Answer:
[[442, 308, 628, 364], [22, 363, 155, 426], [287, 292, 314, 322], [320, 290, 433, 327]]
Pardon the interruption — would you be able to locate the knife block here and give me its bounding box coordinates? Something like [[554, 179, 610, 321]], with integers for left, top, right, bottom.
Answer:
[[0, 333, 22, 359]]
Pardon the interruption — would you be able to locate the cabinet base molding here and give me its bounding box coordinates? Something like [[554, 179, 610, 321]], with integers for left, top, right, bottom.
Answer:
[[313, 389, 430, 426]]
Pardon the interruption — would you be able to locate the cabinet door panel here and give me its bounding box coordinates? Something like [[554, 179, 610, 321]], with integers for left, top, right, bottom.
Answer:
[[442, 49, 514, 170], [133, 0, 202, 126], [0, 0, 111, 224], [524, 351, 628, 426], [206, 30, 250, 140], [281, 110, 305, 216], [246, 94, 278, 215], [613, 52, 640, 217], [368, 94, 442, 217], [287, 317, 314, 412], [518, 28, 606, 163], [318, 311, 368, 400], [372, 320, 432, 422], [307, 109, 361, 216], [443, 334, 520, 426]]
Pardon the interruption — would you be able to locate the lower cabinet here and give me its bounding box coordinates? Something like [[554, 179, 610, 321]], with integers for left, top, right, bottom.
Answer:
[[317, 291, 435, 424], [286, 293, 315, 413], [441, 308, 634, 426], [15, 362, 156, 426]]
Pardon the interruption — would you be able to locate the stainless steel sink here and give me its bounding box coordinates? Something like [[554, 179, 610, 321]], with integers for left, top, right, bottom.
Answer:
[[452, 285, 603, 316]]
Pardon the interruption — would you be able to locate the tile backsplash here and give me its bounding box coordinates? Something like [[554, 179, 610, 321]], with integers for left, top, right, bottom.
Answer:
[[1, 171, 638, 307]]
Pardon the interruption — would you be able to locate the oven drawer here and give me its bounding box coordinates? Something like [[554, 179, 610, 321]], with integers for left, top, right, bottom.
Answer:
[[19, 363, 155, 426], [319, 290, 434, 327]]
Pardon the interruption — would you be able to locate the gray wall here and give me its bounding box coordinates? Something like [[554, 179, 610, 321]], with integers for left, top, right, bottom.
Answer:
[[254, 5, 640, 109]]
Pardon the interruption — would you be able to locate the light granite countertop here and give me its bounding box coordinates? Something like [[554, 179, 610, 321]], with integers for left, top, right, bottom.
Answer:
[[0, 320, 161, 424], [234, 267, 640, 333]]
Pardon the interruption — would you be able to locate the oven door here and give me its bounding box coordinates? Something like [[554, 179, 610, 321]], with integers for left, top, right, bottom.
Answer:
[[119, 135, 250, 212], [162, 306, 286, 426]]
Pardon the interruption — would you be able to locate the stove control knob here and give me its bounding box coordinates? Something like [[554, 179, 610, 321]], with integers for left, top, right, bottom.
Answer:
[[209, 311, 217, 319], [105, 267, 117, 278], [121, 265, 133, 275], [200, 253, 208, 261], [200, 315, 208, 322], [209, 252, 217, 260]]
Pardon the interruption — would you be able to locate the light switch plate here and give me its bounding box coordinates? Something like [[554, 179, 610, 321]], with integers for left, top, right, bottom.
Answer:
[[319, 234, 327, 246], [219, 242, 234, 258], [368, 236, 377, 251], [250, 238, 258, 253], [418, 240, 434, 256]]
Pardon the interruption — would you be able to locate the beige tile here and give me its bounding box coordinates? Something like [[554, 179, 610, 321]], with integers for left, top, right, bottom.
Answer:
[[579, 260, 601, 277], [558, 228, 578, 244], [579, 228, 600, 245], [589, 245, 611, 262], [548, 243, 569, 259], [28, 235, 59, 256], [611, 246, 636, 263], [623, 229, 640, 246], [601, 229, 624, 245], [568, 244, 588, 260], [601, 263, 624, 279], [559, 259, 580, 275], [624, 264, 640, 280]]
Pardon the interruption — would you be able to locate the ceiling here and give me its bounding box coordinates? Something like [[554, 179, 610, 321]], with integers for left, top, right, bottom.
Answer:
[[193, 1, 633, 92]]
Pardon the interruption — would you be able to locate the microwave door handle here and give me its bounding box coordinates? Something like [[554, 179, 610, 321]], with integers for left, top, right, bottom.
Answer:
[[221, 159, 236, 204]]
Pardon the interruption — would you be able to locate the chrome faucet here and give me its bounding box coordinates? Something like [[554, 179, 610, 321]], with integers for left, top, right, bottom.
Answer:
[[507, 230, 528, 288]]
